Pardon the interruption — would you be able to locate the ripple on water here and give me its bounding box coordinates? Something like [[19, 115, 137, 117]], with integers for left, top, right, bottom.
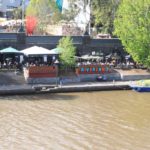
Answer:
[[0, 91, 149, 150]]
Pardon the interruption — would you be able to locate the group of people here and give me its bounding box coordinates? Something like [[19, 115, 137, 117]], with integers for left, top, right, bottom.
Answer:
[[0, 60, 22, 70], [76, 58, 136, 70]]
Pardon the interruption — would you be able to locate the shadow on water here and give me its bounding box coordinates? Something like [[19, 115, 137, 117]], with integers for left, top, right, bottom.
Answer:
[[0, 93, 78, 101]]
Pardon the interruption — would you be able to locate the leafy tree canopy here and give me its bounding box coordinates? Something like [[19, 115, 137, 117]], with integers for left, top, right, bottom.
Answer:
[[13, 7, 22, 20], [114, 0, 150, 67], [57, 37, 76, 67], [92, 0, 120, 34], [61, 0, 80, 22], [26, 0, 62, 33]]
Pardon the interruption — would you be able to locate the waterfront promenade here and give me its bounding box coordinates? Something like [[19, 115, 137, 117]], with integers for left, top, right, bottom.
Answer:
[[0, 69, 150, 95]]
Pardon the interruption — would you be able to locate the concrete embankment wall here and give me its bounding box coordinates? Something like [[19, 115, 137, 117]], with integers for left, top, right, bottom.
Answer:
[[0, 82, 131, 96], [36, 84, 130, 94], [25, 72, 122, 84], [0, 85, 35, 95], [24, 72, 150, 85], [26, 77, 59, 84]]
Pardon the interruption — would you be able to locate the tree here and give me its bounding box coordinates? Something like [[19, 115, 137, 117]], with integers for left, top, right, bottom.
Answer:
[[57, 37, 76, 67], [13, 7, 22, 20], [62, 5, 80, 22], [26, 0, 62, 34], [61, 0, 82, 22], [92, 0, 120, 34], [114, 0, 150, 67]]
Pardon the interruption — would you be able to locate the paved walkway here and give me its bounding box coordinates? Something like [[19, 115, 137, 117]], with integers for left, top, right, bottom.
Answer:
[[0, 69, 149, 95], [0, 69, 149, 85], [116, 69, 150, 75], [0, 71, 25, 85]]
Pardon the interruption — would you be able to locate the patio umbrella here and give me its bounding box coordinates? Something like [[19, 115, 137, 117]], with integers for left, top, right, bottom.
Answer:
[[0, 47, 22, 54], [74, 56, 81, 61], [105, 54, 112, 59], [21, 46, 52, 56], [49, 47, 62, 54], [89, 56, 103, 61], [125, 55, 131, 59], [111, 53, 121, 60], [81, 55, 90, 60]]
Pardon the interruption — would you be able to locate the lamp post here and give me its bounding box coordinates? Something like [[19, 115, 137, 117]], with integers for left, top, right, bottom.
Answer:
[[18, 0, 25, 32]]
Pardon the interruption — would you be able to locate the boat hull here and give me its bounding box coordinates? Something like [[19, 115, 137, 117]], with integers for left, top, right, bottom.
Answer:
[[130, 85, 150, 92], [135, 87, 150, 92], [129, 80, 150, 92]]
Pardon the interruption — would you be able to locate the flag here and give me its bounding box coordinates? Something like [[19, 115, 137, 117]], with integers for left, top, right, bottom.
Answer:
[[56, 0, 63, 12]]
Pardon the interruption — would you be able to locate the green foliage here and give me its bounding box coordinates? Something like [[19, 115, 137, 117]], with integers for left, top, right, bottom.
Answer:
[[114, 0, 150, 67], [57, 37, 76, 67], [26, 0, 62, 33], [61, 0, 82, 22], [92, 0, 120, 34], [13, 7, 22, 19]]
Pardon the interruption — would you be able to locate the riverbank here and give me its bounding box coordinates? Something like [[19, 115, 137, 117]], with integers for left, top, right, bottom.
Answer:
[[0, 69, 149, 95], [0, 81, 131, 95]]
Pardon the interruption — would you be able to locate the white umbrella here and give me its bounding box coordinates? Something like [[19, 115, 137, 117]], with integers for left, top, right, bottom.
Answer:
[[81, 55, 90, 60], [21, 46, 52, 56]]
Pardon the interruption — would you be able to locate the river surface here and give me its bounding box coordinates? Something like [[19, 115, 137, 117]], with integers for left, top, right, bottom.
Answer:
[[0, 91, 150, 150]]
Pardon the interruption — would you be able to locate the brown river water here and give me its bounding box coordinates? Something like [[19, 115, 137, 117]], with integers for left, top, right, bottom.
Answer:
[[0, 91, 150, 150]]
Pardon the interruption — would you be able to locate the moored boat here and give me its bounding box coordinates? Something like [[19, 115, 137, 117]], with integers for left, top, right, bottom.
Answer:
[[130, 80, 150, 92]]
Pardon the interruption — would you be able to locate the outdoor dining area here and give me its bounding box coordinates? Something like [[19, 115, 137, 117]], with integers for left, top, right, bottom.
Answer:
[[76, 52, 135, 70], [0, 47, 23, 70], [0, 46, 145, 84], [0, 46, 137, 73], [0, 46, 60, 71]]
